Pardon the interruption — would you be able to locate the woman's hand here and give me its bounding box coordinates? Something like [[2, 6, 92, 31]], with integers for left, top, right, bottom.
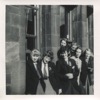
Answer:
[[58, 89, 62, 94], [88, 67, 93, 72], [66, 73, 73, 79]]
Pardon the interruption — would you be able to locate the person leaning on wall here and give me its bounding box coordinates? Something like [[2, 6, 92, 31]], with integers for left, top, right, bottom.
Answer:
[[25, 49, 45, 94]]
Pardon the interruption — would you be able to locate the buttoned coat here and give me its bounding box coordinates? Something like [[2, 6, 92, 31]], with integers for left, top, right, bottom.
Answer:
[[56, 58, 84, 94], [25, 59, 45, 94]]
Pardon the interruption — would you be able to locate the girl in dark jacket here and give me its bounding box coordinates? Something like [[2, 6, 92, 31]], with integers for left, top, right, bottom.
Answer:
[[25, 49, 45, 94], [80, 49, 94, 94], [56, 47, 84, 94]]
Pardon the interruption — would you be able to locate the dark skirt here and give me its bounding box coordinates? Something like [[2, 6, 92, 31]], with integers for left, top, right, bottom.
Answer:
[[61, 80, 85, 94]]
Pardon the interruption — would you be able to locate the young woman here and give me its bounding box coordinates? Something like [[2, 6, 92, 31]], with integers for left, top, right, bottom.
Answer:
[[70, 47, 82, 83], [39, 50, 58, 94], [57, 38, 68, 60], [25, 49, 45, 94], [80, 49, 94, 94], [70, 47, 86, 94], [56, 47, 83, 94], [69, 42, 78, 57], [60, 38, 68, 48]]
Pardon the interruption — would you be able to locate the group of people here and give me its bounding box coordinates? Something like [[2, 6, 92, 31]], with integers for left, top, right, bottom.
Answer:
[[25, 38, 94, 95]]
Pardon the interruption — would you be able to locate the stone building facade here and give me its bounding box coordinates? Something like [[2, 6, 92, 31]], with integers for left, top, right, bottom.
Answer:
[[6, 5, 93, 94]]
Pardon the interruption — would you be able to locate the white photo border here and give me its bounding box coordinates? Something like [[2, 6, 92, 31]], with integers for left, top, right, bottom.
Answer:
[[0, 0, 100, 100]]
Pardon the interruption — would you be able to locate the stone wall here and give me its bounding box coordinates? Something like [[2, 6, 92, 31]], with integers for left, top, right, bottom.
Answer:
[[6, 5, 93, 94], [72, 6, 88, 51], [72, 5, 93, 52], [6, 5, 26, 94], [41, 5, 61, 62]]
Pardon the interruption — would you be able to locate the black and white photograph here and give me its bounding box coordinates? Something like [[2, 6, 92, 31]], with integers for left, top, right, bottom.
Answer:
[[5, 5, 94, 95]]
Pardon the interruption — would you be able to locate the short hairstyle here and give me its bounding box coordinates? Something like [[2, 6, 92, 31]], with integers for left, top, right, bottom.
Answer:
[[84, 48, 92, 56], [57, 47, 68, 59], [31, 49, 40, 56], [84, 48, 91, 53], [60, 38, 68, 44], [43, 50, 54, 60], [59, 47, 68, 54], [75, 47, 82, 53], [71, 42, 78, 47]]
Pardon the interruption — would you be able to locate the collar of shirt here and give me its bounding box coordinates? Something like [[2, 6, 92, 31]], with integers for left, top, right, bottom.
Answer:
[[41, 61, 49, 77], [33, 62, 37, 70], [33, 62, 37, 64], [33, 62, 41, 78]]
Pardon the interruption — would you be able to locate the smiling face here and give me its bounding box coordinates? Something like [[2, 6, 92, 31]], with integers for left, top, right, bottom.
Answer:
[[71, 45, 77, 51], [31, 49, 40, 63], [85, 50, 91, 59], [61, 40, 67, 47], [76, 48, 82, 58], [31, 54, 39, 63], [60, 51, 68, 60], [43, 56, 51, 63]]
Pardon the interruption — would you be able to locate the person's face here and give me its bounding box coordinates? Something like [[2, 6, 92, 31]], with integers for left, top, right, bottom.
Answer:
[[76, 49, 82, 58], [68, 43, 72, 47], [60, 51, 68, 59], [71, 45, 77, 51], [43, 56, 51, 63], [31, 54, 39, 63], [61, 40, 67, 47], [85, 51, 91, 58]]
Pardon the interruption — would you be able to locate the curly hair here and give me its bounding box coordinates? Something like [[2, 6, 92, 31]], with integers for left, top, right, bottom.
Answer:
[[57, 47, 69, 59], [31, 49, 40, 56], [43, 50, 54, 60]]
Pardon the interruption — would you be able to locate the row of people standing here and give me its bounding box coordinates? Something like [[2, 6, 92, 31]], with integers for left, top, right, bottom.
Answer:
[[57, 38, 94, 94], [25, 50, 58, 94], [25, 38, 94, 95]]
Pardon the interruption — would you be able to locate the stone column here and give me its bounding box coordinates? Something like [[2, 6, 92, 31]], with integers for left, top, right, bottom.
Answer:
[[41, 6, 51, 53], [38, 6, 43, 54], [50, 5, 60, 62], [72, 6, 88, 51], [88, 13, 93, 53], [80, 6, 88, 50], [41, 5, 60, 62]]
